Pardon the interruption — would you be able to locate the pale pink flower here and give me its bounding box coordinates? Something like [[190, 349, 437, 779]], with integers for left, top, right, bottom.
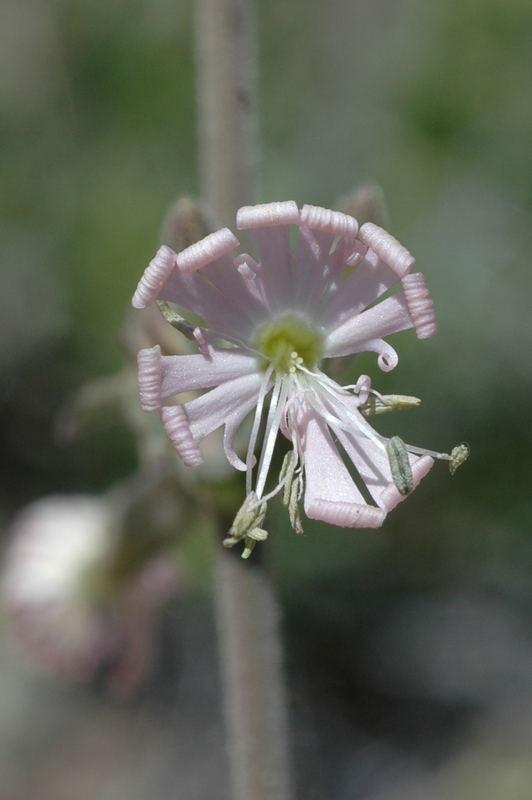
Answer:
[[1, 496, 179, 694], [133, 202, 444, 546]]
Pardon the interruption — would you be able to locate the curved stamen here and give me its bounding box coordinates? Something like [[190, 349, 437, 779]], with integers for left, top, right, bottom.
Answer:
[[255, 376, 290, 499], [245, 359, 277, 494]]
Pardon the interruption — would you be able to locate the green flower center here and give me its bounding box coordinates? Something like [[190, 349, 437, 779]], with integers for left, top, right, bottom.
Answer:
[[255, 316, 324, 374]]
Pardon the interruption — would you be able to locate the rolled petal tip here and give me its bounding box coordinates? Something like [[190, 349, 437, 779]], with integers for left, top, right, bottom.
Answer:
[[305, 499, 386, 529], [160, 406, 204, 466], [236, 201, 300, 229], [176, 228, 239, 274], [300, 205, 359, 237], [132, 246, 177, 308], [137, 346, 163, 412], [359, 223, 415, 278], [402, 273, 439, 339]]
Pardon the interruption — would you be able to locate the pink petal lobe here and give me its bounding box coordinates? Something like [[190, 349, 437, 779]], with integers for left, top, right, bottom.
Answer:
[[236, 202, 300, 229], [236, 202, 299, 314], [300, 205, 358, 237], [176, 228, 239, 274], [160, 406, 204, 466], [159, 346, 259, 399], [137, 346, 162, 412], [379, 455, 434, 511], [401, 273, 439, 339], [297, 405, 386, 529], [323, 293, 414, 361], [359, 223, 415, 278], [185, 372, 262, 443], [132, 246, 177, 309], [316, 248, 402, 330], [292, 228, 347, 312]]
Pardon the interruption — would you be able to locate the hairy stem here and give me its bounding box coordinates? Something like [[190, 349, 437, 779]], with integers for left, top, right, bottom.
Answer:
[[193, 1, 292, 797], [214, 548, 292, 800], [194, 0, 258, 228]]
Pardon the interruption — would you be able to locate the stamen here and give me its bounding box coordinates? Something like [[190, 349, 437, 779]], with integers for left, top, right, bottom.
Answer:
[[245, 359, 276, 494], [313, 384, 389, 452], [449, 443, 469, 474], [386, 436, 415, 495], [255, 376, 290, 499]]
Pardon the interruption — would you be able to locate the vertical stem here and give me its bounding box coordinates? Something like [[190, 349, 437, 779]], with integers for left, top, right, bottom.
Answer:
[[193, 2, 292, 798], [215, 549, 292, 800], [194, 0, 258, 227]]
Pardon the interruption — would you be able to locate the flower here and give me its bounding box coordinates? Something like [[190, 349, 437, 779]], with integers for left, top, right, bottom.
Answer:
[[1, 495, 180, 694], [133, 202, 457, 553]]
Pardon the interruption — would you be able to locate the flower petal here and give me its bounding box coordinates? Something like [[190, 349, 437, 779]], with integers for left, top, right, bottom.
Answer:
[[238, 202, 300, 315], [158, 263, 261, 342], [296, 404, 386, 528], [162, 372, 263, 468], [402, 273, 438, 339], [175, 228, 240, 274], [379, 455, 434, 511], [160, 406, 203, 466], [159, 345, 260, 398], [358, 223, 415, 278], [132, 246, 177, 309], [292, 226, 348, 313], [138, 345, 163, 412], [316, 248, 402, 330], [323, 292, 414, 360]]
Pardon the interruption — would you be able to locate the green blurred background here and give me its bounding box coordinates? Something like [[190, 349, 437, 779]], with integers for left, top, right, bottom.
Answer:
[[2, 0, 532, 797]]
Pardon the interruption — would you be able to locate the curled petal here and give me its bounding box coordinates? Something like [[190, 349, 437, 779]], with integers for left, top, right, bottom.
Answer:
[[132, 246, 177, 309], [402, 273, 439, 339], [137, 346, 162, 412], [344, 239, 367, 267], [236, 201, 300, 229], [176, 228, 239, 275], [359, 223, 415, 278], [160, 406, 204, 466], [300, 205, 358, 237], [375, 341, 399, 372], [379, 455, 434, 511]]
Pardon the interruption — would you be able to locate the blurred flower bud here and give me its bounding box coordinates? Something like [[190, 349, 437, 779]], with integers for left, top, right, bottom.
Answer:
[[336, 183, 389, 228], [1, 495, 180, 696], [160, 196, 215, 254]]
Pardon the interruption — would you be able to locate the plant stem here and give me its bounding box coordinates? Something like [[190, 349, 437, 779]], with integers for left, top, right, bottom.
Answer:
[[194, 0, 258, 228], [214, 547, 292, 800], [193, 1, 292, 797]]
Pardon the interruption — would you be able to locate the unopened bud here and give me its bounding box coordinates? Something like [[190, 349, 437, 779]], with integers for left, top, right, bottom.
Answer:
[[336, 183, 389, 228], [160, 196, 215, 253]]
